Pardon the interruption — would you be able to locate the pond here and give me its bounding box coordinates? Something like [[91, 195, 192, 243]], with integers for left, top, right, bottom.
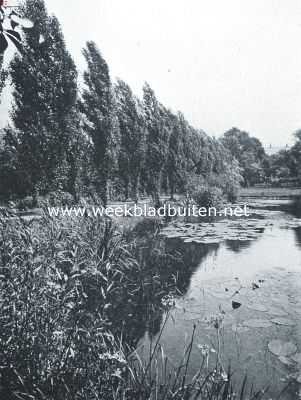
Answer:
[[129, 200, 301, 399]]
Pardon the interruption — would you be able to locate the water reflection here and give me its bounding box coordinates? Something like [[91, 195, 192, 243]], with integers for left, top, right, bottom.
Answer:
[[294, 227, 301, 249], [108, 228, 221, 346], [225, 239, 254, 253], [106, 204, 301, 398], [135, 210, 301, 399]]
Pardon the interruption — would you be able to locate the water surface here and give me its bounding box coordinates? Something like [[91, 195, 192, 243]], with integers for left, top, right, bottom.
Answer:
[[136, 201, 301, 399]]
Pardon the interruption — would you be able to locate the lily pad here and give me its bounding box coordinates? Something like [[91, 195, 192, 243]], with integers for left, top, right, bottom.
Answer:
[[232, 324, 250, 334], [267, 307, 288, 317], [247, 303, 268, 312], [270, 318, 296, 326], [278, 356, 295, 366], [291, 373, 301, 384], [243, 319, 272, 328], [291, 353, 301, 364], [268, 340, 297, 357]]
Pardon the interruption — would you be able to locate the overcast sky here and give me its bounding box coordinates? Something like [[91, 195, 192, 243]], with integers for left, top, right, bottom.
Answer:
[[2, 0, 301, 146]]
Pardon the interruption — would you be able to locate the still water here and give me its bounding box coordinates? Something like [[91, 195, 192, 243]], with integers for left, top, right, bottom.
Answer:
[[137, 201, 301, 399]]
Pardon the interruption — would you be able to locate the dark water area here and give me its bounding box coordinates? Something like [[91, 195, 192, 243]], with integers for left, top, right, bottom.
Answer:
[[116, 200, 301, 399]]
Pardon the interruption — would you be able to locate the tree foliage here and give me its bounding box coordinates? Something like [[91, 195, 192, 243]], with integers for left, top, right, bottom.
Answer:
[[79, 41, 115, 206], [221, 127, 267, 186], [0, 0, 243, 203], [7, 0, 78, 197]]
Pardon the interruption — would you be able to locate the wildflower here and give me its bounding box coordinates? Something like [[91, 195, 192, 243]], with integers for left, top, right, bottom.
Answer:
[[220, 370, 228, 382], [112, 368, 123, 379], [209, 313, 224, 330], [197, 344, 209, 357], [161, 294, 175, 307]]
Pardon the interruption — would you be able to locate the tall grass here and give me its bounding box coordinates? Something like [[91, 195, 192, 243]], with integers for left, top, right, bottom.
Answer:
[[0, 213, 267, 399]]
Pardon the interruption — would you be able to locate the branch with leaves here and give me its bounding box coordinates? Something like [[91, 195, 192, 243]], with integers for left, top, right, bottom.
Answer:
[[0, 2, 33, 53]]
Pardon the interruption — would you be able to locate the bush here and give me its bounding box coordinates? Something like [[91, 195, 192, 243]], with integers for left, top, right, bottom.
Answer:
[[192, 186, 223, 210], [16, 195, 35, 210], [47, 190, 75, 207], [224, 182, 240, 203]]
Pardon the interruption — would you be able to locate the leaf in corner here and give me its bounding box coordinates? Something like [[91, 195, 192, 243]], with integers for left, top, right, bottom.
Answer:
[[0, 34, 8, 53], [4, 31, 22, 53]]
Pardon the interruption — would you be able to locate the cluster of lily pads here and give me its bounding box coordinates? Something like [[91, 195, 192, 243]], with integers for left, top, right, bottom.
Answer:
[[160, 218, 270, 244], [268, 340, 301, 384]]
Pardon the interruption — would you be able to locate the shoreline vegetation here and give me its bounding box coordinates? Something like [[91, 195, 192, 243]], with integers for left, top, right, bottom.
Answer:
[[0, 212, 268, 400]]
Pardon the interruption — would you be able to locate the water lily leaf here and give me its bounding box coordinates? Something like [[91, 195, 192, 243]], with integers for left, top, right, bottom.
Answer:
[[291, 373, 301, 384], [268, 340, 297, 357], [247, 303, 268, 312], [291, 353, 301, 364], [268, 307, 288, 317], [271, 318, 296, 326], [243, 319, 272, 328], [232, 324, 250, 333], [278, 356, 295, 366]]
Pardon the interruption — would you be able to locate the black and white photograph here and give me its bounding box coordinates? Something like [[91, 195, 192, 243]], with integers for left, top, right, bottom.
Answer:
[[0, 0, 301, 399]]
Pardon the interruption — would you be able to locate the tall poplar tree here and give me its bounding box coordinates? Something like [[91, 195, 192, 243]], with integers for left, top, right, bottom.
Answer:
[[9, 0, 78, 196], [143, 83, 170, 205], [80, 41, 114, 206], [115, 79, 145, 200]]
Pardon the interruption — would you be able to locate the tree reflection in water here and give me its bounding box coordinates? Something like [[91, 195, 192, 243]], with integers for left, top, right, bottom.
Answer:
[[107, 221, 220, 347], [294, 227, 301, 249]]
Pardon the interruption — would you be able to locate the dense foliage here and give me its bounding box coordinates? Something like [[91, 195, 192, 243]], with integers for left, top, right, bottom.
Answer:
[[0, 0, 242, 204], [221, 127, 269, 187], [268, 131, 301, 186]]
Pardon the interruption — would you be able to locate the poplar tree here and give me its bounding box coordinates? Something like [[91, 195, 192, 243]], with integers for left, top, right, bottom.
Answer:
[[80, 41, 114, 206], [143, 83, 170, 205], [9, 0, 78, 196], [114, 79, 145, 200]]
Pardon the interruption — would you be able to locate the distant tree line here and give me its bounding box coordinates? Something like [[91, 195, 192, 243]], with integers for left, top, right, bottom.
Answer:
[[221, 128, 301, 187], [267, 131, 301, 186]]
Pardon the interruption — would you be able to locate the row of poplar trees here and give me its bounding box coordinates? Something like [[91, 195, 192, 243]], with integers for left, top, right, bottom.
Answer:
[[0, 0, 241, 206]]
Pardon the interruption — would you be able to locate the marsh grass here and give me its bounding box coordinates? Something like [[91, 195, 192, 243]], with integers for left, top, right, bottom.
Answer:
[[0, 213, 267, 399]]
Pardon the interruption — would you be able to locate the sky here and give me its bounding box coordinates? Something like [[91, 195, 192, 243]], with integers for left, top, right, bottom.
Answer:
[[2, 0, 301, 147]]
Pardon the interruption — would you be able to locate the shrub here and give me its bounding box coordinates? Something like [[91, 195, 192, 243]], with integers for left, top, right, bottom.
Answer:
[[16, 195, 35, 210], [224, 182, 240, 203], [47, 190, 75, 207], [192, 186, 223, 210]]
